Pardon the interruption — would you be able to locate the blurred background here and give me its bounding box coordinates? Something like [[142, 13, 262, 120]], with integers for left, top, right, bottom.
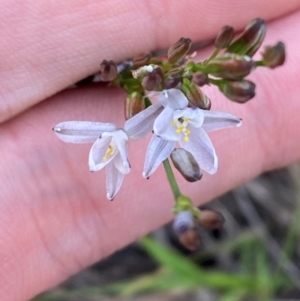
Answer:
[[31, 163, 300, 301]]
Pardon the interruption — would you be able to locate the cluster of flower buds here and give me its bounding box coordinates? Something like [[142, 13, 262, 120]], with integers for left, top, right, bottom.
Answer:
[[173, 196, 225, 250], [53, 18, 285, 250]]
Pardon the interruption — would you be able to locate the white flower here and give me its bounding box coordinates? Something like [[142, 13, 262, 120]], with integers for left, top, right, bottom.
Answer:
[[53, 121, 130, 200], [143, 107, 242, 178], [124, 88, 188, 140]]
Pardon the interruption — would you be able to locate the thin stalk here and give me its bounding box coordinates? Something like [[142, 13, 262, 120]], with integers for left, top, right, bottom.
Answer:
[[204, 48, 221, 65], [163, 159, 181, 200]]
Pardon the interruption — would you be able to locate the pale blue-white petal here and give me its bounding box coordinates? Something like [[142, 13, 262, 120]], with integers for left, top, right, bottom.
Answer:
[[110, 130, 130, 172], [173, 108, 204, 128], [89, 136, 117, 171], [162, 89, 189, 110], [53, 121, 118, 143], [106, 162, 125, 200], [180, 128, 218, 174], [202, 111, 242, 132], [113, 152, 131, 174], [153, 106, 179, 141], [124, 103, 163, 140], [143, 135, 176, 178]]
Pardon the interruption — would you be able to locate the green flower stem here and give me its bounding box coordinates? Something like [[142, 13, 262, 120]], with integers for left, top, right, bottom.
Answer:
[[204, 48, 221, 65], [163, 159, 181, 201]]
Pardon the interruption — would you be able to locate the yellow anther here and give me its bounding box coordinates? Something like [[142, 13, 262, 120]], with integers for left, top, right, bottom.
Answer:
[[171, 120, 176, 126], [103, 145, 114, 161], [185, 129, 191, 134], [184, 136, 189, 142]]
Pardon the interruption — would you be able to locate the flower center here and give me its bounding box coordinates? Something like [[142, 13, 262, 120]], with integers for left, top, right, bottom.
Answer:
[[103, 144, 115, 161], [172, 117, 191, 142]]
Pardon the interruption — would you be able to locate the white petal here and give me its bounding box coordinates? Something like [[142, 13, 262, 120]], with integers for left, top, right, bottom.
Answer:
[[88, 136, 117, 171], [153, 106, 179, 141], [180, 128, 218, 174], [53, 121, 118, 143], [106, 162, 125, 200], [173, 108, 204, 128], [108, 130, 130, 171], [113, 152, 131, 174], [124, 103, 163, 140], [143, 135, 176, 178], [162, 89, 188, 110], [202, 110, 242, 132]]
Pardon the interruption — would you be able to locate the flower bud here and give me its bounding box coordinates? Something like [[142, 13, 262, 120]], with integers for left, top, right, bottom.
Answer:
[[173, 211, 200, 251], [171, 148, 202, 182], [219, 80, 255, 103], [262, 41, 285, 69], [168, 37, 191, 64], [99, 60, 118, 81], [181, 81, 211, 109], [132, 65, 154, 79], [226, 18, 266, 57], [198, 210, 225, 229], [125, 92, 145, 120], [192, 71, 208, 87], [132, 52, 151, 69], [215, 25, 234, 49], [163, 74, 183, 89], [141, 66, 164, 91], [206, 54, 254, 80]]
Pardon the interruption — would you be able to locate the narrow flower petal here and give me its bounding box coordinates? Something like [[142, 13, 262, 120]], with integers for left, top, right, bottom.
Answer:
[[143, 135, 176, 178], [180, 128, 218, 174], [89, 136, 116, 171], [106, 162, 124, 200], [159, 89, 188, 110], [124, 103, 164, 140], [53, 121, 118, 143], [202, 111, 242, 132], [113, 152, 130, 174]]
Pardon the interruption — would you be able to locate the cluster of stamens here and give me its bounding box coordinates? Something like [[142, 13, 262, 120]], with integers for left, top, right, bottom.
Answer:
[[172, 117, 191, 142], [103, 145, 115, 161]]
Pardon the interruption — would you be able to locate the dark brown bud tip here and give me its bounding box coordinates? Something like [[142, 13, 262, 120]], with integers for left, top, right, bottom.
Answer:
[[219, 80, 256, 103], [99, 60, 118, 81], [192, 72, 208, 87], [171, 148, 202, 182], [227, 18, 266, 57], [215, 25, 234, 49], [133, 52, 151, 69], [141, 66, 164, 91], [179, 228, 201, 251], [182, 83, 211, 110], [262, 41, 285, 69], [198, 210, 225, 229], [125, 92, 145, 120], [168, 37, 192, 64], [163, 74, 183, 89], [206, 54, 254, 80]]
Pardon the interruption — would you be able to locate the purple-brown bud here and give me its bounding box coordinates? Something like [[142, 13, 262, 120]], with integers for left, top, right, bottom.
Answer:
[[99, 60, 118, 81], [171, 148, 202, 182], [219, 80, 255, 103], [226, 18, 266, 57], [141, 66, 164, 91], [132, 52, 152, 69], [168, 37, 192, 64], [206, 54, 254, 80], [198, 210, 225, 229], [173, 211, 200, 251], [192, 71, 208, 87], [125, 92, 145, 120], [215, 25, 234, 49], [182, 82, 211, 110], [262, 41, 285, 69], [163, 74, 183, 89]]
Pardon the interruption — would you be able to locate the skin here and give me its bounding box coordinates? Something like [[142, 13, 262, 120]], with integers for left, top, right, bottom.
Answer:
[[0, 1, 300, 300]]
